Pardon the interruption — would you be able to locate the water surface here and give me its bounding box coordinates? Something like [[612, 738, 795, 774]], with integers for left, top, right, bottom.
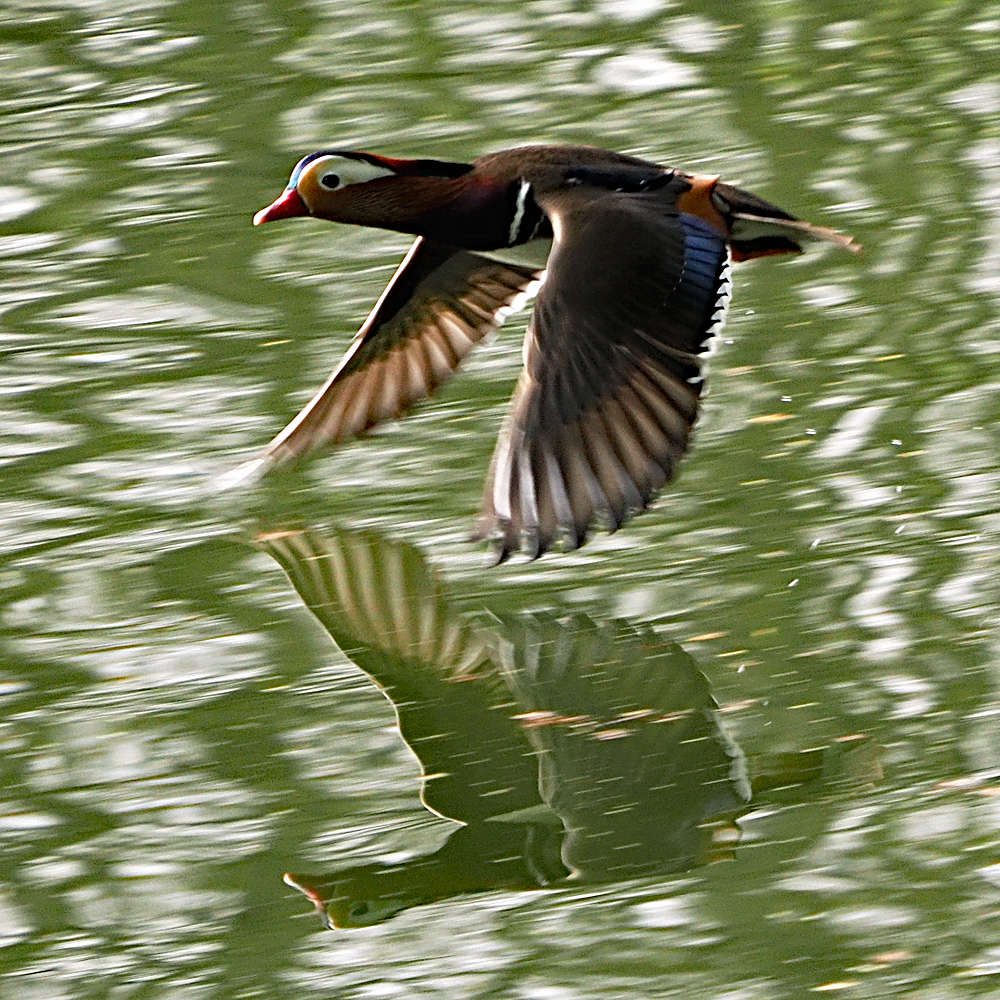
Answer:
[[2, 1, 1000, 997]]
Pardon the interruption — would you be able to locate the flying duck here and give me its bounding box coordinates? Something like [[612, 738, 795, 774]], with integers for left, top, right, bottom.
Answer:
[[234, 144, 859, 561]]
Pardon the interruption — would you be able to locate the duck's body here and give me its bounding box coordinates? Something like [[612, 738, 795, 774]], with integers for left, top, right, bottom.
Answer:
[[237, 144, 858, 561]]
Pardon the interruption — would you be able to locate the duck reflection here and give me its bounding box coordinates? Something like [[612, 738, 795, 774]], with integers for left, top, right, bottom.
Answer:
[[257, 527, 749, 929]]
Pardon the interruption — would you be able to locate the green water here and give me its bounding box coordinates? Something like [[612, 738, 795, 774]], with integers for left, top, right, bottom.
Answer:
[[2, 0, 1000, 996]]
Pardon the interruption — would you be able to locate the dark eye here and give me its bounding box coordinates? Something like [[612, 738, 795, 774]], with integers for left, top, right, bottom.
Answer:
[[320, 173, 340, 189], [349, 901, 369, 919]]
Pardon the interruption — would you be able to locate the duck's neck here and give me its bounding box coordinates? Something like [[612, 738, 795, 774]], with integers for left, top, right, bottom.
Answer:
[[333, 174, 547, 252]]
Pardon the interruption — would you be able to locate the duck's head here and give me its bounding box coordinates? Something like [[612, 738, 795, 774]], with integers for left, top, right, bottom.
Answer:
[[253, 150, 475, 232]]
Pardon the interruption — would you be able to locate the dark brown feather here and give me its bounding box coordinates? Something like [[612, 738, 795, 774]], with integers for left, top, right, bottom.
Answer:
[[476, 187, 731, 561], [226, 237, 540, 481]]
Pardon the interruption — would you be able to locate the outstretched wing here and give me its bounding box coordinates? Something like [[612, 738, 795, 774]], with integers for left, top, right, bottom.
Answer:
[[227, 237, 541, 484], [494, 611, 750, 879], [255, 525, 544, 825], [477, 187, 732, 561]]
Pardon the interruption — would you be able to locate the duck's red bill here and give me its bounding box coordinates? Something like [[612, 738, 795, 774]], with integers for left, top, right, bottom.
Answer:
[[253, 188, 308, 225]]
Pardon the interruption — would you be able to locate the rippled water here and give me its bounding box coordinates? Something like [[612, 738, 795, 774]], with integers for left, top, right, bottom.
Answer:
[[2, 1, 1000, 997]]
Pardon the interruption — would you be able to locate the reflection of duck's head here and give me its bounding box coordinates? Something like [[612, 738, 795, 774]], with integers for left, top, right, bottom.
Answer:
[[237, 145, 860, 561], [283, 816, 569, 929], [283, 872, 425, 930], [260, 525, 751, 927]]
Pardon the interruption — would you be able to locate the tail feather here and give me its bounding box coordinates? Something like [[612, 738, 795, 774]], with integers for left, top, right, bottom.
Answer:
[[711, 181, 861, 260]]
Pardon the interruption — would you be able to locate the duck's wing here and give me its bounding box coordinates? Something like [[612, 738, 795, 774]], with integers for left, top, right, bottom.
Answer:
[[226, 237, 541, 485], [476, 187, 732, 561]]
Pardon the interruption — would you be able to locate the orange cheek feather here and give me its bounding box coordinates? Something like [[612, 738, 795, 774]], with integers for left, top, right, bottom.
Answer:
[[674, 175, 728, 236]]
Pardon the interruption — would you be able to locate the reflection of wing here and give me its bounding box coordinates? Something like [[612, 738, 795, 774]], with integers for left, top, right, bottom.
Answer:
[[494, 612, 750, 879], [228, 238, 541, 484], [256, 526, 542, 823]]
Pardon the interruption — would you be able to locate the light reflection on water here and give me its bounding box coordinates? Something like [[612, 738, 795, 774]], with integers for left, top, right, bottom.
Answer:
[[1, 0, 1000, 997]]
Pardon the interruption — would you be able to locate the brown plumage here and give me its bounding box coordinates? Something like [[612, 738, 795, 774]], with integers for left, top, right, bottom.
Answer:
[[228, 144, 859, 561]]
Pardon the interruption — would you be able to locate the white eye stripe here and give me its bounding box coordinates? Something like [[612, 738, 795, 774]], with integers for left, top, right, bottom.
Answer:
[[307, 155, 396, 190]]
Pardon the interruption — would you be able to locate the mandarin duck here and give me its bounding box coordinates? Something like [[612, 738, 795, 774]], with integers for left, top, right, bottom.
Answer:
[[237, 145, 859, 561]]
